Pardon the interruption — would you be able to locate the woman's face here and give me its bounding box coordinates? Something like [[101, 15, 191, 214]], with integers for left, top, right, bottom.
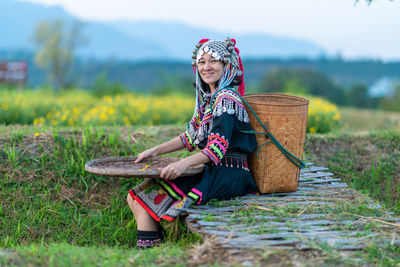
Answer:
[[197, 52, 224, 91]]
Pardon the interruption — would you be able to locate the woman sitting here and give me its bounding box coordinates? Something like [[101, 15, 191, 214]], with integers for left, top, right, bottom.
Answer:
[[127, 38, 257, 249]]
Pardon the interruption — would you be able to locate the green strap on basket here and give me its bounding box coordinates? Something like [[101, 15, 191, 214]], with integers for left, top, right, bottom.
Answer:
[[210, 88, 306, 169]]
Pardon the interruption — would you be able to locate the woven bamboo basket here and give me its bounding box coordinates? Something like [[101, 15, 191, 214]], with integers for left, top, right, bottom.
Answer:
[[243, 94, 309, 193]]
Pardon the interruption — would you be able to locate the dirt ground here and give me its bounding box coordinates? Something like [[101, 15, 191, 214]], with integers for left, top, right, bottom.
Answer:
[[186, 235, 360, 267]]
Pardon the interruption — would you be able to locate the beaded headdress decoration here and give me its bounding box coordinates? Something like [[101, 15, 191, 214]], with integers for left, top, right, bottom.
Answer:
[[191, 37, 245, 115]]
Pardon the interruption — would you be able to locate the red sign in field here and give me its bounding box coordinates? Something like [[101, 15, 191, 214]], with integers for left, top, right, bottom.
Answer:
[[0, 61, 27, 84]]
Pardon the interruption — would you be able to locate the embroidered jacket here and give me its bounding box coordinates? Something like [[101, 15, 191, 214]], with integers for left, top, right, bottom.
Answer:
[[179, 88, 257, 165]]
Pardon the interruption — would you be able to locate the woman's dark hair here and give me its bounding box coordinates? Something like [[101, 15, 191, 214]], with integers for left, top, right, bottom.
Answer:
[[230, 71, 243, 86], [200, 78, 211, 93], [192, 79, 211, 93]]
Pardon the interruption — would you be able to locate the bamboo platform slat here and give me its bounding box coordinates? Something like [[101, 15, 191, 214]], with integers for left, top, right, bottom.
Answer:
[[300, 166, 329, 173], [183, 162, 400, 252]]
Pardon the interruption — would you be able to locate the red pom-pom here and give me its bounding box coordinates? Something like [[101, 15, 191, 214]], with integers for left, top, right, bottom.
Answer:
[[199, 38, 209, 44]]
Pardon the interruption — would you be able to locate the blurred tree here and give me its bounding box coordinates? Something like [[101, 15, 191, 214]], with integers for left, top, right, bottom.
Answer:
[[281, 79, 309, 95], [346, 83, 370, 108], [91, 71, 127, 97], [260, 68, 345, 104], [379, 84, 400, 112], [358, 0, 394, 4], [33, 20, 86, 90], [153, 72, 195, 96]]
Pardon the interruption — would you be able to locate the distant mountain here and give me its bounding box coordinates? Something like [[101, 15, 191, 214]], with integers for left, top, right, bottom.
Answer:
[[0, 0, 167, 60], [0, 0, 71, 49], [0, 0, 326, 60], [111, 21, 325, 59]]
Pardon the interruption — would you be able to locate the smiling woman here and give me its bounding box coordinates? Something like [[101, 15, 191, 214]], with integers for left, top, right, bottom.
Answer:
[[126, 38, 257, 249]]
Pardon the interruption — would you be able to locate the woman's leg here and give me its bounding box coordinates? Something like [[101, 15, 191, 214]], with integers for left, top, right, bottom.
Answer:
[[126, 193, 158, 231]]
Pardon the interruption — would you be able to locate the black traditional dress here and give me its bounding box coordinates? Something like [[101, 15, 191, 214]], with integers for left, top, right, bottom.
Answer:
[[128, 88, 258, 221]]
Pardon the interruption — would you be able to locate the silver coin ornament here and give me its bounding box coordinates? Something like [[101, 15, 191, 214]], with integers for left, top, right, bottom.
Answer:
[[197, 132, 204, 141], [193, 38, 240, 68]]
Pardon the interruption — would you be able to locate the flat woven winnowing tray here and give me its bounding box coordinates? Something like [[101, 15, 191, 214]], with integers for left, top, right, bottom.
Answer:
[[85, 156, 204, 178]]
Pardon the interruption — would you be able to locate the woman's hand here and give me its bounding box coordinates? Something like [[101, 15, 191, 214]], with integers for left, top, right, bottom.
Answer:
[[160, 160, 189, 180], [135, 147, 158, 163]]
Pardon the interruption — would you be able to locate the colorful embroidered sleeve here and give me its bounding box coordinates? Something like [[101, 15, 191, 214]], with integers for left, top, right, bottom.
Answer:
[[201, 126, 232, 165], [201, 90, 244, 165], [179, 111, 200, 152], [179, 131, 196, 152]]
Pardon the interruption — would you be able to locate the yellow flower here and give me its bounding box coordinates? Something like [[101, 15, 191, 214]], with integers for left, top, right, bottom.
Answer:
[[34, 132, 40, 137], [309, 127, 316, 133], [123, 116, 131, 126], [100, 112, 108, 121], [333, 112, 341, 121]]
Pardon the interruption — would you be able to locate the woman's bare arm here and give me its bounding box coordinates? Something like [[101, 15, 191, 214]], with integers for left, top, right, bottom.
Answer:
[[135, 136, 185, 163], [160, 151, 210, 180], [181, 151, 210, 167]]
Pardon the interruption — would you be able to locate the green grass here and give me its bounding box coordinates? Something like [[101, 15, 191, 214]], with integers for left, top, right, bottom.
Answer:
[[0, 124, 201, 266], [1, 243, 192, 266], [1, 121, 399, 266], [338, 107, 400, 133], [305, 130, 400, 215]]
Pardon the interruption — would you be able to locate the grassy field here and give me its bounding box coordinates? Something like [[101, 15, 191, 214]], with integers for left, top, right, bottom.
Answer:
[[337, 107, 400, 133], [311, 107, 400, 215], [1, 107, 400, 266], [305, 130, 400, 215], [0, 125, 207, 266]]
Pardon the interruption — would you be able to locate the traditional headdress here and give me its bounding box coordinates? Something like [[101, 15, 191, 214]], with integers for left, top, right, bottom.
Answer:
[[191, 37, 245, 116]]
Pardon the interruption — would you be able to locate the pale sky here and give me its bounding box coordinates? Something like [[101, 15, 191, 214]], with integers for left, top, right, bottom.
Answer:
[[23, 0, 400, 61]]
